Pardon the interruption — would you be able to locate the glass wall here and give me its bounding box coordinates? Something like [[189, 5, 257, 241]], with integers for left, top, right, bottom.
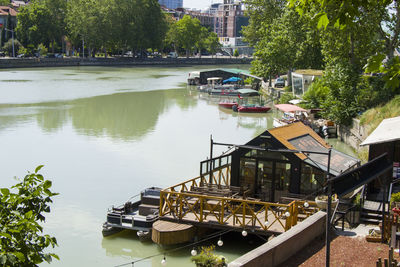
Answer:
[[300, 163, 325, 195]]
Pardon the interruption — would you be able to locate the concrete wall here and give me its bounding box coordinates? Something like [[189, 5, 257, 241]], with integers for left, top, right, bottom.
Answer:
[[228, 211, 326, 267], [337, 118, 370, 150], [0, 57, 252, 69]]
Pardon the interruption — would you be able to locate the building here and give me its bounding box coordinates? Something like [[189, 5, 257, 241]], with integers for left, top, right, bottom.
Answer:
[[214, 0, 247, 38], [156, 122, 361, 242], [229, 122, 360, 202], [360, 116, 400, 200], [158, 0, 183, 10], [0, 6, 18, 47], [291, 69, 323, 96]]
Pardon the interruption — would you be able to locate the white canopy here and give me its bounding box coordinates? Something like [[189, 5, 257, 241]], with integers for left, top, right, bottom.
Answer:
[[360, 116, 400, 146]]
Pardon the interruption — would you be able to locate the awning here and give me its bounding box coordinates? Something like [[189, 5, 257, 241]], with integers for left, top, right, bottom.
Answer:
[[237, 89, 259, 96], [274, 104, 307, 113], [360, 116, 400, 146]]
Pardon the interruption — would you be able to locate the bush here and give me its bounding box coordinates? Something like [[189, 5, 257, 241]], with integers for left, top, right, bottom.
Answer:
[[233, 49, 239, 57], [191, 245, 227, 267], [278, 92, 295, 104], [2, 39, 24, 56], [391, 192, 400, 207]]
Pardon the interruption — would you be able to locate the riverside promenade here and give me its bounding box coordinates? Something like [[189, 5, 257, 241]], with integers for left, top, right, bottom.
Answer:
[[0, 57, 252, 69]]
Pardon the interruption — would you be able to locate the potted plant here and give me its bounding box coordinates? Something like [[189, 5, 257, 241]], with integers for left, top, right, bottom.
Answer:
[[315, 195, 339, 210]]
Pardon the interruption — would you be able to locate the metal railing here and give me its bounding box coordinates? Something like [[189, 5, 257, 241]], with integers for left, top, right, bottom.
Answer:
[[160, 163, 318, 233]]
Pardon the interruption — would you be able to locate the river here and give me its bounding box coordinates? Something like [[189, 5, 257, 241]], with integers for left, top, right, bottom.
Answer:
[[0, 65, 356, 267]]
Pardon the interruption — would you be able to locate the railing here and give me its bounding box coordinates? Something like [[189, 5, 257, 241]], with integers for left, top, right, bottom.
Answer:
[[160, 162, 318, 233], [160, 191, 317, 232], [200, 154, 231, 185]]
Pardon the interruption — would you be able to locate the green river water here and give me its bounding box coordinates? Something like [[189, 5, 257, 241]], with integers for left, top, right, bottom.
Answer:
[[0, 65, 356, 267]]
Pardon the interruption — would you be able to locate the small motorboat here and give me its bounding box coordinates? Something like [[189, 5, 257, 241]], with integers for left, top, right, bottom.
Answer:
[[102, 187, 161, 238], [233, 104, 271, 113], [218, 100, 237, 109]]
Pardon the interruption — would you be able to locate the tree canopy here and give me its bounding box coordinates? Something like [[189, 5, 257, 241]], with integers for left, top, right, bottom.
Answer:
[[0, 166, 58, 266]]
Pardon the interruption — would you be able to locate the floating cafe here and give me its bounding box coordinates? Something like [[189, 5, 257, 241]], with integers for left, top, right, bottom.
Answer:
[[104, 69, 399, 266]]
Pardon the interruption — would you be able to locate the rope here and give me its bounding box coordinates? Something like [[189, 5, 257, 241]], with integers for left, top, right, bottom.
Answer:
[[114, 228, 234, 267]]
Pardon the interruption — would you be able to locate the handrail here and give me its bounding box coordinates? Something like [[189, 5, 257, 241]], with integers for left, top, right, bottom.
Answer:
[[160, 188, 318, 233], [164, 164, 231, 193]]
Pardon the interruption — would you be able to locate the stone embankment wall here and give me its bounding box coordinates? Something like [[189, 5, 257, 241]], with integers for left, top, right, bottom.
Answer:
[[337, 118, 370, 150], [228, 211, 326, 267], [0, 57, 251, 69]]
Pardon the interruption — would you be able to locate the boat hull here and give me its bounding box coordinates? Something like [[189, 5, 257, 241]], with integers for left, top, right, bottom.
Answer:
[[218, 102, 237, 109], [235, 106, 271, 113]]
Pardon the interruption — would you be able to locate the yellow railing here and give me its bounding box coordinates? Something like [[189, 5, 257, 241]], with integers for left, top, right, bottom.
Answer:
[[160, 165, 318, 232]]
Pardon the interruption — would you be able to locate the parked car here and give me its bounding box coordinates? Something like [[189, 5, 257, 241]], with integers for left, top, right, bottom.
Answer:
[[275, 77, 285, 88], [167, 52, 178, 58]]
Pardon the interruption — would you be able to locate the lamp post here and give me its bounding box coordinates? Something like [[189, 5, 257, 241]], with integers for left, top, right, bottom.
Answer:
[[4, 28, 15, 58]]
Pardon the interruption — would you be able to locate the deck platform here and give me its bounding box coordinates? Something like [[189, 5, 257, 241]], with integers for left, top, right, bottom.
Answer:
[[151, 220, 196, 245]]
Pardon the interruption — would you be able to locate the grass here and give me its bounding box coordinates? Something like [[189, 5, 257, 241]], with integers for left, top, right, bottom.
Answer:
[[359, 95, 400, 135]]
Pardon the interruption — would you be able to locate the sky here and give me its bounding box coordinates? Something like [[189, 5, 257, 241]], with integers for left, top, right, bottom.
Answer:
[[183, 0, 223, 11]]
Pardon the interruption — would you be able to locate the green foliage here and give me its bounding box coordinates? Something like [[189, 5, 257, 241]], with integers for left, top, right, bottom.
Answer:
[[191, 245, 227, 267], [391, 192, 400, 207], [37, 43, 48, 56], [278, 92, 295, 104], [359, 95, 400, 134], [244, 3, 324, 78], [16, 0, 66, 48], [166, 15, 203, 57], [0, 166, 59, 266], [2, 39, 23, 56], [302, 77, 329, 109], [204, 32, 221, 56], [233, 49, 239, 57]]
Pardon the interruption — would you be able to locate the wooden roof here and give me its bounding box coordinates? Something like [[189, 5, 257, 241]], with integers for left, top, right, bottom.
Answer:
[[268, 122, 330, 160]]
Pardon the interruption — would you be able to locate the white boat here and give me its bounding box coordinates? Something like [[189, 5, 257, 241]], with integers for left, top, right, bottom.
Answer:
[[273, 104, 309, 127], [102, 187, 161, 238]]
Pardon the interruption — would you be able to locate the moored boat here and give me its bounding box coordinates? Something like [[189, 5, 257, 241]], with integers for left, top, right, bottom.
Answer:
[[233, 104, 271, 113], [102, 187, 161, 238], [218, 100, 237, 109]]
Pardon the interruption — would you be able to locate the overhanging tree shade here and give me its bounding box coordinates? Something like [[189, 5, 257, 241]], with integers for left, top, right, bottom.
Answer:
[[223, 77, 242, 84]]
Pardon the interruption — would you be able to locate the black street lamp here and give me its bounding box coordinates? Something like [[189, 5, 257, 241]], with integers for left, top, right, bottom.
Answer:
[[4, 28, 15, 58]]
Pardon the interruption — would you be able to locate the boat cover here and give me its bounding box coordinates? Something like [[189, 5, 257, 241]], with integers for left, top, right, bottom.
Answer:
[[274, 104, 307, 113], [223, 77, 242, 84]]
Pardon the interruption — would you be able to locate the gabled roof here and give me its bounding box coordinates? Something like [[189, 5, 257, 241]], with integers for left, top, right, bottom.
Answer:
[[268, 122, 360, 176], [361, 116, 400, 146]]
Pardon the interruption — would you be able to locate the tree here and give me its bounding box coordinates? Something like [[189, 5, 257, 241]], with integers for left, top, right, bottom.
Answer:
[[16, 0, 66, 51], [205, 31, 221, 57], [167, 15, 202, 58], [243, 3, 323, 83], [0, 166, 58, 266], [233, 48, 239, 57], [2, 38, 23, 56], [290, 0, 400, 93]]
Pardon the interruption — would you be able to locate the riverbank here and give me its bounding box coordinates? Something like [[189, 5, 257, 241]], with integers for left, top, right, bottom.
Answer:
[[0, 57, 252, 69]]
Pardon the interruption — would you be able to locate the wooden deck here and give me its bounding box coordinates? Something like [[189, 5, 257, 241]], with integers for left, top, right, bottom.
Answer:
[[160, 207, 287, 235]]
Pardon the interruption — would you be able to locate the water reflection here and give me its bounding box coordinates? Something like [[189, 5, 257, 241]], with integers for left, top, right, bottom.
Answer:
[[0, 88, 198, 141]]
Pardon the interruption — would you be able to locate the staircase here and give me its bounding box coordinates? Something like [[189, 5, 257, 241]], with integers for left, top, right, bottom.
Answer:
[[361, 200, 385, 225]]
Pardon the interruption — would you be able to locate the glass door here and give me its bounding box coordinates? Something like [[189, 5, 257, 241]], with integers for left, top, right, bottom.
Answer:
[[257, 161, 275, 202]]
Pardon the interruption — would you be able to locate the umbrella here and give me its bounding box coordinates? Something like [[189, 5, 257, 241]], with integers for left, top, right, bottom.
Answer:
[[223, 77, 242, 84]]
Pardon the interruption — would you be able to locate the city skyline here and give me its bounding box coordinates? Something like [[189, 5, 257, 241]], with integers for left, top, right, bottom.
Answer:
[[183, 0, 223, 10]]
